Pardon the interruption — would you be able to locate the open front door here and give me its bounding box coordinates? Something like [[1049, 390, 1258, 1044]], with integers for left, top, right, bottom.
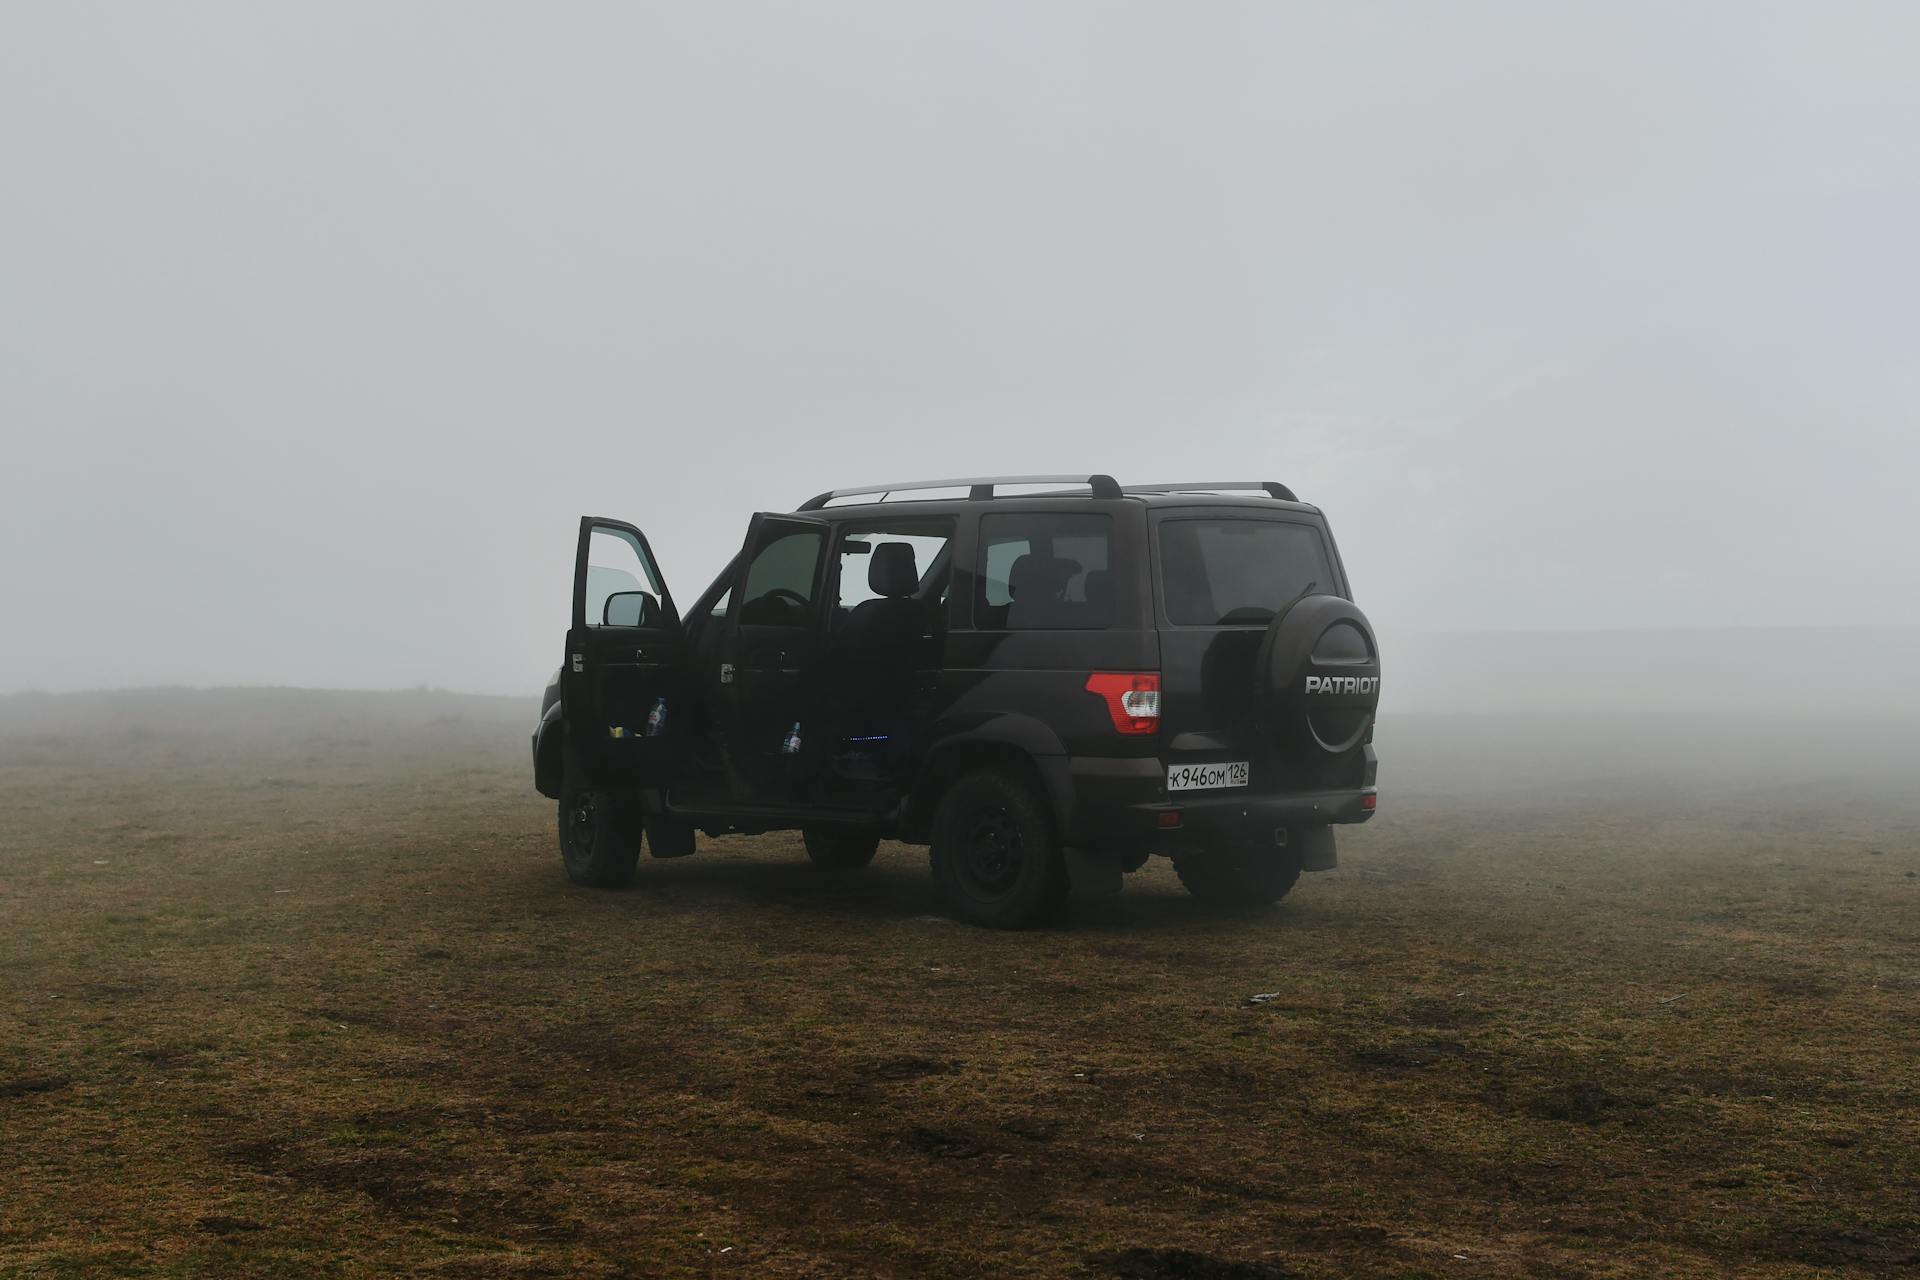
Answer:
[[718, 512, 831, 806], [564, 517, 685, 793]]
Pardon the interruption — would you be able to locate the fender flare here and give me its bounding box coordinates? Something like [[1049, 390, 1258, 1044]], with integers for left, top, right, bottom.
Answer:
[[911, 712, 1074, 837]]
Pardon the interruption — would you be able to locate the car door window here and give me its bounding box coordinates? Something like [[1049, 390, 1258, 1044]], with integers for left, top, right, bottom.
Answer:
[[737, 529, 824, 626], [833, 529, 951, 607], [826, 524, 954, 647], [585, 526, 667, 629], [976, 513, 1113, 629]]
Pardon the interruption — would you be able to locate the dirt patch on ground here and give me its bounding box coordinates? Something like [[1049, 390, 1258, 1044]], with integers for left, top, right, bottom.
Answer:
[[1092, 1247, 1304, 1279], [0, 1075, 72, 1098], [224, 1135, 582, 1240]]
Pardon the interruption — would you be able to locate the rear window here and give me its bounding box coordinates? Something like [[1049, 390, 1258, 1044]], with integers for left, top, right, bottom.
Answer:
[[1158, 519, 1335, 625]]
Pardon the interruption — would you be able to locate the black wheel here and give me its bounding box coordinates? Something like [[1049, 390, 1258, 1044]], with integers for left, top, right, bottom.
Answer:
[[803, 827, 880, 870], [557, 773, 641, 888], [1173, 849, 1301, 906], [929, 770, 1067, 929]]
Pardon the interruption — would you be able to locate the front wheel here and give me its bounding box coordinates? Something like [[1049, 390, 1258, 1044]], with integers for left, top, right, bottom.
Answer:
[[1173, 849, 1300, 906], [803, 827, 880, 869], [929, 771, 1067, 929], [558, 775, 641, 888]]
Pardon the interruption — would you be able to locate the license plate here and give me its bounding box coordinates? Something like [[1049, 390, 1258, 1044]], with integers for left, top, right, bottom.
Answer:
[[1166, 761, 1249, 791]]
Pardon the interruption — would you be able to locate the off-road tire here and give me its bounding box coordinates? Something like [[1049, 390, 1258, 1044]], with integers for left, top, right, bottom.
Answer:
[[803, 827, 880, 870], [929, 770, 1068, 929], [557, 773, 642, 888], [1173, 850, 1301, 906]]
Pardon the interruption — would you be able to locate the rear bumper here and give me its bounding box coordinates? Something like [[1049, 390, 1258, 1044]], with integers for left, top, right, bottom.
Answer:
[[1058, 750, 1376, 856]]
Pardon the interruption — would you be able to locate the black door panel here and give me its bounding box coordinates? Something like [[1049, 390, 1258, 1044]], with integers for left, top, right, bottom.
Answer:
[[718, 514, 830, 806], [563, 517, 686, 790]]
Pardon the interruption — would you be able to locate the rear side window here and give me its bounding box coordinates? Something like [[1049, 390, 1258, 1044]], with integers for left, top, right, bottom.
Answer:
[[977, 513, 1114, 629], [1158, 519, 1334, 625]]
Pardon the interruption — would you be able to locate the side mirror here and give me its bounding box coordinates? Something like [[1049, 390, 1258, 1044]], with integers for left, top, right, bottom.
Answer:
[[602, 590, 659, 627]]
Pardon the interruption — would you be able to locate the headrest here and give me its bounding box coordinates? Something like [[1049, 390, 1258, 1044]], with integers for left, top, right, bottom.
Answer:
[[868, 542, 919, 598], [1081, 569, 1114, 614], [1007, 555, 1079, 600]]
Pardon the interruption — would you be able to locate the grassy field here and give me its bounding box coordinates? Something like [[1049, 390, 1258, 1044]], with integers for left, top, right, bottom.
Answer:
[[2, 690, 1917, 1278]]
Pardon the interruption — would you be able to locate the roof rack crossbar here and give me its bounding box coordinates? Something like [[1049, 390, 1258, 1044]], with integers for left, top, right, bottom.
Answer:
[[798, 474, 1122, 510], [1124, 480, 1300, 502]]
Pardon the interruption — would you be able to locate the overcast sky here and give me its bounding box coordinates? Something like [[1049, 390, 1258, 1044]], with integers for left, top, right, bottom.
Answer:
[[3, 1, 1916, 695]]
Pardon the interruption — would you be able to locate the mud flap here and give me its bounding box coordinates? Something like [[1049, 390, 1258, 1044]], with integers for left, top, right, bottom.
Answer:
[[644, 816, 697, 858], [1065, 847, 1122, 896], [532, 717, 564, 800], [1291, 825, 1337, 872]]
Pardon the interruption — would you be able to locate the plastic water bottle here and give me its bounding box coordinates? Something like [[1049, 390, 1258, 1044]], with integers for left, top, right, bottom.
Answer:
[[781, 722, 802, 754], [645, 696, 667, 737]]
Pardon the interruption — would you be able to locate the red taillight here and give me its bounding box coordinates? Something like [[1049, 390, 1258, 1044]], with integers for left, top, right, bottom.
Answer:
[[1362, 793, 1377, 811], [1085, 672, 1161, 734]]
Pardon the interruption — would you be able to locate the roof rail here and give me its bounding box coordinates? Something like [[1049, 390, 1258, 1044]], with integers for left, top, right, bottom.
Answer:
[[1124, 480, 1300, 502], [797, 474, 1123, 510]]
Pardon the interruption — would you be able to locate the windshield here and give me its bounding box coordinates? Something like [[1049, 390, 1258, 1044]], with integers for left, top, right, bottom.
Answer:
[[1158, 518, 1336, 625]]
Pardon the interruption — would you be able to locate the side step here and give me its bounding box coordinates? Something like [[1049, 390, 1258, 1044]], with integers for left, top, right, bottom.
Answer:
[[662, 799, 899, 833]]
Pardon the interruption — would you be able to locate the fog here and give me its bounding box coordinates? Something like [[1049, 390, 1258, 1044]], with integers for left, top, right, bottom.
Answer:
[[4, 2, 1918, 702]]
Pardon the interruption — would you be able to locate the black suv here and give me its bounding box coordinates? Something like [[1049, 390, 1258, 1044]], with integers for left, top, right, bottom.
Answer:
[[531, 475, 1380, 928]]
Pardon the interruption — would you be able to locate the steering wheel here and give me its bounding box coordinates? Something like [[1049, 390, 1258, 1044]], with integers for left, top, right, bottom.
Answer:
[[759, 587, 810, 617]]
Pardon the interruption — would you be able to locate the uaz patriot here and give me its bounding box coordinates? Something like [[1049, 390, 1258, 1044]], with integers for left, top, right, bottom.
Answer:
[[532, 475, 1380, 928]]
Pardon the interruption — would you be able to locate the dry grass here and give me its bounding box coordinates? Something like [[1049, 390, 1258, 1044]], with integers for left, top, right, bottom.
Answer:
[[1, 691, 1917, 1278]]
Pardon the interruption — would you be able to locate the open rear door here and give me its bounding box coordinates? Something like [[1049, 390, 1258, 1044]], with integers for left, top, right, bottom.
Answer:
[[564, 517, 685, 792], [717, 513, 831, 805]]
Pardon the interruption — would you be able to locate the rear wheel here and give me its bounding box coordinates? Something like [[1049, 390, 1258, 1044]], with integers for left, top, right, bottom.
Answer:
[[1173, 849, 1300, 906], [802, 827, 880, 869], [558, 773, 641, 888], [929, 770, 1068, 929]]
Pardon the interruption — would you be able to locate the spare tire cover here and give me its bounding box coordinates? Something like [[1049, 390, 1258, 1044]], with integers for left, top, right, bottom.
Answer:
[[1254, 595, 1381, 755]]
